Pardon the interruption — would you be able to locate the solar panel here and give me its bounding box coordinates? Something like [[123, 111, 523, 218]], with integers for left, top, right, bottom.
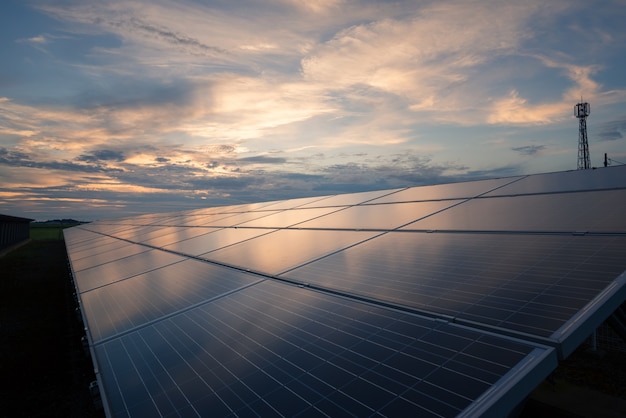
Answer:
[[282, 232, 626, 352], [181, 210, 283, 227], [483, 166, 626, 196], [402, 190, 626, 232], [71, 242, 151, 272], [64, 227, 111, 250], [73, 248, 185, 293], [236, 207, 342, 228], [296, 200, 462, 230], [91, 280, 556, 417], [123, 226, 212, 247], [162, 227, 274, 257], [64, 165, 626, 417], [257, 195, 333, 210], [81, 259, 264, 342], [200, 229, 379, 275], [297, 188, 402, 207], [366, 176, 523, 203]]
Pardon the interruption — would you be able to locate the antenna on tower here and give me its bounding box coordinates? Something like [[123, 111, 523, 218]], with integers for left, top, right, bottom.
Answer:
[[575, 99, 591, 169]]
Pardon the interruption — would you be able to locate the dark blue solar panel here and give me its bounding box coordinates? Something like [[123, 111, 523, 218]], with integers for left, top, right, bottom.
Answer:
[[368, 176, 522, 203], [201, 229, 378, 275], [483, 165, 626, 196], [297, 200, 461, 230], [282, 232, 626, 342], [73, 248, 185, 293], [402, 190, 626, 232], [81, 259, 264, 342], [64, 166, 626, 417], [297, 188, 401, 207], [236, 207, 341, 228], [163, 227, 274, 256], [134, 226, 212, 247], [93, 281, 556, 417], [71, 242, 151, 273]]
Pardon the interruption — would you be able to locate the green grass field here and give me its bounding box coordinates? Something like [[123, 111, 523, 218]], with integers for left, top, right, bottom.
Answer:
[[29, 224, 76, 240]]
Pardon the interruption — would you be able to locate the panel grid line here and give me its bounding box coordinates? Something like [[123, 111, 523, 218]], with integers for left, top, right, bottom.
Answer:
[[66, 166, 626, 417], [92, 279, 267, 346]]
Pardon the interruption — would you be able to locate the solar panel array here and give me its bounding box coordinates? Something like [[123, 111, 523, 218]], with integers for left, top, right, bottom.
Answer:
[[65, 166, 626, 417]]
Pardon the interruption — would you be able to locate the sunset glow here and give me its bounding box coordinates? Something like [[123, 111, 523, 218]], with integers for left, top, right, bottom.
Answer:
[[1, 0, 625, 220]]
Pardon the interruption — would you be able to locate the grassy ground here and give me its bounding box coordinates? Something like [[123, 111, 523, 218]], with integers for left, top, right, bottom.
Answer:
[[29, 225, 74, 241], [0, 230, 102, 417]]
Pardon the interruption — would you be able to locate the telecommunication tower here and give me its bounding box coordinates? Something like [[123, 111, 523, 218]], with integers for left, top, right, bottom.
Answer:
[[575, 100, 590, 169]]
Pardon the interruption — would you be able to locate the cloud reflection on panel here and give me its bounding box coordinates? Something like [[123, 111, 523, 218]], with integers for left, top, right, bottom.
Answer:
[[96, 279, 540, 416], [402, 190, 626, 232], [73, 249, 185, 293], [281, 233, 626, 339], [80, 258, 265, 342], [296, 200, 462, 230], [200, 229, 379, 276], [163, 228, 275, 257], [367, 176, 523, 204], [101, 226, 209, 246], [70, 242, 151, 274], [235, 207, 341, 228]]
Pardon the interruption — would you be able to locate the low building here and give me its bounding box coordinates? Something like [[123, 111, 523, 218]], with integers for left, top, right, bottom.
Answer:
[[0, 214, 34, 252]]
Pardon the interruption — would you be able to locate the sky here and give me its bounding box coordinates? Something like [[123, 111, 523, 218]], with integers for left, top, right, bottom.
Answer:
[[1, 0, 625, 221]]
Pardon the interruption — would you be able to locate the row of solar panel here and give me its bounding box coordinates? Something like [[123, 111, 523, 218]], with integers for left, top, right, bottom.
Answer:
[[65, 166, 626, 417], [80, 191, 625, 235], [67, 225, 626, 347], [93, 280, 555, 417], [67, 225, 557, 417], [92, 166, 625, 228]]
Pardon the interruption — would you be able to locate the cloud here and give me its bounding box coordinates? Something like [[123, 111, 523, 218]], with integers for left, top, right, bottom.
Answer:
[[3, 0, 626, 221], [239, 155, 288, 165], [205, 144, 237, 154], [119, 16, 227, 56], [0, 147, 30, 163], [36, 0, 317, 69], [511, 145, 546, 156], [516, 56, 626, 120], [597, 117, 626, 141], [276, 0, 346, 14], [598, 131, 623, 141], [486, 90, 570, 125], [77, 149, 126, 162], [301, 1, 542, 106], [295, 0, 621, 129], [15, 33, 73, 53], [483, 55, 611, 126], [17, 35, 49, 45], [0, 139, 497, 220], [27, 0, 622, 143], [0, 97, 108, 150], [0, 147, 123, 174], [72, 78, 197, 110]]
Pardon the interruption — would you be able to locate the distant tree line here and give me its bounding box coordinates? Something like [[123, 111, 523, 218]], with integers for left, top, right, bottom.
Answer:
[[32, 219, 87, 225]]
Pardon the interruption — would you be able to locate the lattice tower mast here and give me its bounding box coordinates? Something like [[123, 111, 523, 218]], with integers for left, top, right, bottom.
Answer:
[[575, 101, 591, 169]]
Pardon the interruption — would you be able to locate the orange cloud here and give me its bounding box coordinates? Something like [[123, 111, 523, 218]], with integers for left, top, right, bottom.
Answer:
[[487, 90, 570, 125]]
